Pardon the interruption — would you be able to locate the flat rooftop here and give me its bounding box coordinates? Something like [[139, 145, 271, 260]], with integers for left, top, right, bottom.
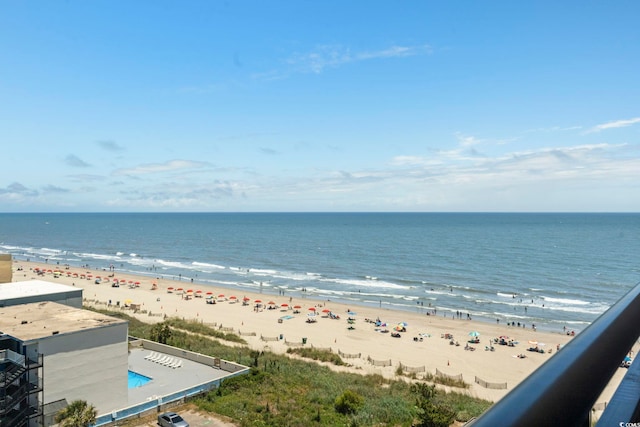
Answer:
[[0, 279, 82, 300], [0, 301, 125, 341], [126, 347, 232, 411]]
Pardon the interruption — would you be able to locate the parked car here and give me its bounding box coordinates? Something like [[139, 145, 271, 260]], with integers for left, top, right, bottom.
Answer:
[[158, 412, 189, 427]]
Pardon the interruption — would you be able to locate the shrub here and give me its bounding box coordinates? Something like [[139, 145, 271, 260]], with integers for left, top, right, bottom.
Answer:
[[335, 389, 364, 415]]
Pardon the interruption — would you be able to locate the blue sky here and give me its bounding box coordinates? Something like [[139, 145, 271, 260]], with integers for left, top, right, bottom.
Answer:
[[1, 1, 639, 212]]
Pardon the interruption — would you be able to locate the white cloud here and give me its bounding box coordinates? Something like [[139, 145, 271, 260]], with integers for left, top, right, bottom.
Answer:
[[455, 133, 483, 147], [524, 125, 583, 133], [113, 160, 210, 176], [587, 117, 640, 133], [287, 43, 432, 74]]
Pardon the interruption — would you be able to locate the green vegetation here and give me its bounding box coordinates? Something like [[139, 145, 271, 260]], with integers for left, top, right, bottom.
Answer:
[[164, 317, 247, 344], [54, 400, 97, 427], [150, 322, 172, 344], [422, 372, 470, 389], [334, 389, 365, 415], [91, 309, 492, 426], [286, 346, 346, 366], [412, 383, 456, 427]]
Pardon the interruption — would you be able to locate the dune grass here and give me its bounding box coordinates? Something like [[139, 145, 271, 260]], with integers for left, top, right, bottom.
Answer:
[[92, 308, 492, 426]]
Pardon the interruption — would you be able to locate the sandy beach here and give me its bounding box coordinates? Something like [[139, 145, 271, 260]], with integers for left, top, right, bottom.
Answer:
[[11, 260, 637, 405]]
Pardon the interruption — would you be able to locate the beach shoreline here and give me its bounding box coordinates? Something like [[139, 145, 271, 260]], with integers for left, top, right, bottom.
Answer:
[[11, 259, 637, 405]]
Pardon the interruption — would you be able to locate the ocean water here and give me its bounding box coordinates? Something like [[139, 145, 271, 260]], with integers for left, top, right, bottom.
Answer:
[[1, 212, 639, 332]]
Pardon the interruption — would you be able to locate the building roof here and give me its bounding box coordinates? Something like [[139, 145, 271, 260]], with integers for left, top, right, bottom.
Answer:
[[0, 301, 126, 342], [0, 279, 82, 301]]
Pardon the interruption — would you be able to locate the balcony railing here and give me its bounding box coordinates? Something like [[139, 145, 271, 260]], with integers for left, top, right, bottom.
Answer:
[[466, 281, 640, 427]]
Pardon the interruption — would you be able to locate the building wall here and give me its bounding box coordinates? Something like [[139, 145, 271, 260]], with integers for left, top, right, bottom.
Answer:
[[1, 290, 83, 309], [0, 253, 12, 283], [35, 322, 129, 415]]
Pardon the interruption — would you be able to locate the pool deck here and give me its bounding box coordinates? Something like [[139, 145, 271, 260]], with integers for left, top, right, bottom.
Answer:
[[127, 347, 230, 407]]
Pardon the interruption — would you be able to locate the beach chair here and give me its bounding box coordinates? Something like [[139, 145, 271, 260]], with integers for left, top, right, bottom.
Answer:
[[155, 355, 169, 364], [162, 357, 175, 367], [148, 352, 162, 362], [144, 351, 157, 360], [171, 359, 182, 369]]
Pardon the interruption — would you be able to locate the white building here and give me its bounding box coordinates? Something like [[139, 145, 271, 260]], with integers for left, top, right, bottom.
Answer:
[[0, 280, 83, 309]]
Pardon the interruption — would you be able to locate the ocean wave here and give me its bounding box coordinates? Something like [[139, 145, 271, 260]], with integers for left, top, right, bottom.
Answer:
[[154, 259, 189, 269], [73, 252, 122, 261], [31, 247, 64, 256], [424, 289, 451, 296], [250, 268, 278, 275], [192, 261, 226, 270], [319, 277, 411, 290], [542, 304, 608, 315], [497, 312, 529, 320], [271, 271, 317, 282], [125, 257, 156, 268], [542, 296, 590, 305], [0, 244, 26, 251], [497, 292, 518, 298]]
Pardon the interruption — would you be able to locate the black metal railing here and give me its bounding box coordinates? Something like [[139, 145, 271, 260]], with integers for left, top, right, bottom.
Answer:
[[467, 281, 640, 427]]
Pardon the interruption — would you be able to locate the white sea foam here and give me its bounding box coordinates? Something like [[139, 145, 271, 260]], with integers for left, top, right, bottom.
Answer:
[[249, 268, 278, 275], [192, 261, 226, 270], [425, 289, 451, 296], [542, 296, 590, 305], [319, 277, 410, 290], [543, 304, 608, 315], [74, 252, 122, 261], [271, 271, 316, 282], [155, 259, 189, 269], [497, 292, 517, 298], [0, 244, 23, 251]]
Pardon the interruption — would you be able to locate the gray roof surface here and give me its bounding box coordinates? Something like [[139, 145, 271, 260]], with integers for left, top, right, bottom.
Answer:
[[0, 301, 125, 341]]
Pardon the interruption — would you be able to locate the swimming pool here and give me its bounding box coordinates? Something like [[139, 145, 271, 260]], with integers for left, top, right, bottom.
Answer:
[[128, 370, 152, 388]]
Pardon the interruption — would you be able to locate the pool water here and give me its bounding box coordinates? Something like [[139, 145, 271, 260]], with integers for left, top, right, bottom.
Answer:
[[128, 370, 152, 388]]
